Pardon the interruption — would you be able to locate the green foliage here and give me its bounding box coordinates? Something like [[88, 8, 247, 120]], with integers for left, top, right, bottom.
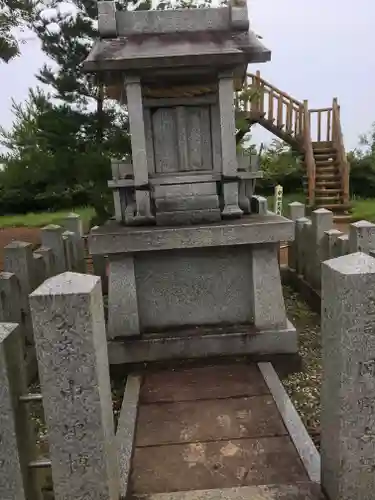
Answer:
[[256, 139, 304, 195], [0, 0, 34, 62]]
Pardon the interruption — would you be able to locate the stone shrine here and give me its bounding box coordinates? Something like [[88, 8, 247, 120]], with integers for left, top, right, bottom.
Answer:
[[84, 1, 297, 364]]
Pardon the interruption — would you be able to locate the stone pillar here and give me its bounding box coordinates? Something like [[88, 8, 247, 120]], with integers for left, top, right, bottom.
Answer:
[[309, 208, 333, 290], [0, 272, 22, 323], [301, 219, 312, 280], [322, 229, 343, 260], [108, 255, 140, 338], [125, 75, 153, 221], [63, 213, 86, 272], [0, 323, 42, 500], [34, 246, 55, 278], [41, 224, 66, 274], [288, 202, 305, 270], [288, 201, 305, 222], [218, 72, 242, 218], [63, 230, 75, 271], [250, 244, 287, 329], [349, 220, 375, 254], [32, 252, 46, 288], [29, 272, 120, 500], [321, 252, 375, 500], [4, 241, 34, 344], [295, 217, 309, 276], [337, 234, 349, 256]]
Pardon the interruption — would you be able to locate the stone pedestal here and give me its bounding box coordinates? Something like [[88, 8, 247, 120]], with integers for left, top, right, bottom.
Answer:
[[89, 214, 296, 364]]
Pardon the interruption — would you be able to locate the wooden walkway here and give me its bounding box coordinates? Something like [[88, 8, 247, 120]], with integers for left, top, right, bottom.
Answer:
[[123, 362, 324, 500]]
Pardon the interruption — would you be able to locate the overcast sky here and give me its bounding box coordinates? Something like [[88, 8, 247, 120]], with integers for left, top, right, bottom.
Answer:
[[0, 0, 373, 151]]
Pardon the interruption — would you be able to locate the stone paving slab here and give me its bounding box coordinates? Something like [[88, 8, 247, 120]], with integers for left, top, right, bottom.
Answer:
[[136, 396, 287, 447], [139, 364, 268, 403], [131, 436, 308, 494], [133, 483, 325, 500]]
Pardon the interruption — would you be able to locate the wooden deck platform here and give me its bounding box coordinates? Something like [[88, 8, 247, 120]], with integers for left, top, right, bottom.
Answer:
[[118, 361, 324, 500]]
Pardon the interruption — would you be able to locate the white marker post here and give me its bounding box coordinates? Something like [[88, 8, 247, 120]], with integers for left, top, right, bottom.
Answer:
[[274, 184, 283, 215]]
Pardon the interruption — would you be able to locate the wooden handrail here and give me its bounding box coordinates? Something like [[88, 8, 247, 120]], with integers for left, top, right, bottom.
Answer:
[[332, 97, 350, 204], [246, 72, 302, 108], [303, 99, 316, 206], [236, 72, 349, 208]]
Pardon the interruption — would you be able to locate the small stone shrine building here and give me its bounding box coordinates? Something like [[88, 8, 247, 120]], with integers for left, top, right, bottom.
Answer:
[[83, 1, 297, 364]]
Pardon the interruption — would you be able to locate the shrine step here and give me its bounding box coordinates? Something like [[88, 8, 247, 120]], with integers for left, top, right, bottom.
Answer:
[[134, 483, 325, 500]]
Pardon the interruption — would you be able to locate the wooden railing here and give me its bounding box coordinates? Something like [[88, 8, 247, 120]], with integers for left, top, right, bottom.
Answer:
[[332, 98, 350, 204], [236, 71, 304, 138], [237, 72, 348, 207]]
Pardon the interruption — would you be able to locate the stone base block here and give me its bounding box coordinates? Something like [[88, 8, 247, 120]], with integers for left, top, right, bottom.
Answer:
[[108, 320, 297, 364], [156, 208, 221, 226], [155, 195, 219, 212]]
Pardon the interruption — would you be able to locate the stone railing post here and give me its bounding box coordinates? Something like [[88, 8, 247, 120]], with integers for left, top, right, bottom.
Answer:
[[321, 252, 375, 500], [294, 217, 309, 276], [4, 241, 34, 345], [287, 202, 305, 270], [29, 272, 119, 499], [309, 208, 333, 290], [63, 213, 86, 273], [0, 323, 42, 500], [349, 220, 375, 254], [41, 224, 66, 274]]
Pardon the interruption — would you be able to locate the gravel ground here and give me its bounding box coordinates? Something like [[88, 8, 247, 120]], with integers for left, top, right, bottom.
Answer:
[[282, 285, 322, 448]]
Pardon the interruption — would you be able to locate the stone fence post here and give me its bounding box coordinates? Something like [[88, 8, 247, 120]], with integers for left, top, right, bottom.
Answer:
[[0, 323, 42, 500], [321, 252, 375, 500], [30, 272, 119, 500], [287, 201, 305, 270]]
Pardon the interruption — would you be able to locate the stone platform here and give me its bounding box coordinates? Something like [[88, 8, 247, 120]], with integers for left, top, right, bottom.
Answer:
[[89, 214, 297, 363], [116, 361, 323, 500]]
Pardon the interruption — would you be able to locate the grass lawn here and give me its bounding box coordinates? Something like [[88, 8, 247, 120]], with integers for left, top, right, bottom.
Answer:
[[0, 206, 95, 230], [267, 192, 375, 223]]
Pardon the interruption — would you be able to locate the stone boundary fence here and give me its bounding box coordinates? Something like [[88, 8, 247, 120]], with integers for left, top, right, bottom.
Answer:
[[285, 201, 375, 295], [0, 214, 87, 379]]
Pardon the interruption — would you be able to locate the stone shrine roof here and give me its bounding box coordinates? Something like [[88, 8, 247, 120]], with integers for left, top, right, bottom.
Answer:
[[83, 3, 271, 74]]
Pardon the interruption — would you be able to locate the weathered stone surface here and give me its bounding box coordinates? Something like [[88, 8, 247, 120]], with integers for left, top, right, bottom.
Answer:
[[32, 252, 46, 288], [97, 0, 116, 37], [153, 182, 217, 199], [136, 246, 253, 329], [108, 321, 297, 364], [116, 8, 230, 36], [336, 233, 349, 256], [4, 241, 34, 343], [321, 252, 375, 500], [251, 244, 287, 329], [250, 195, 267, 216], [0, 272, 22, 323], [322, 228, 343, 260], [41, 224, 66, 273], [116, 374, 141, 499], [156, 208, 221, 226], [0, 323, 41, 500], [30, 272, 119, 500], [63, 213, 86, 272], [294, 217, 309, 275], [349, 219, 375, 254], [310, 208, 333, 289], [89, 215, 294, 255], [288, 201, 305, 222], [155, 195, 219, 212], [34, 246, 55, 278], [108, 255, 140, 338]]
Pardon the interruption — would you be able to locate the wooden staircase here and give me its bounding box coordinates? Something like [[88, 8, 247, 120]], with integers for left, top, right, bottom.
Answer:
[[235, 72, 350, 216]]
